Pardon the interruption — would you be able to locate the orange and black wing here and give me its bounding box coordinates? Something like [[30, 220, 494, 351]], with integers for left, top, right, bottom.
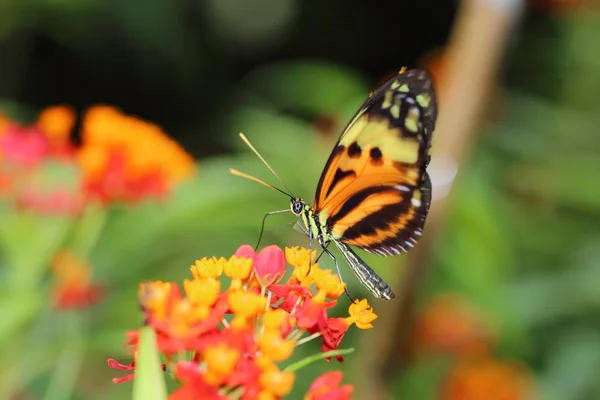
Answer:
[[313, 69, 437, 256]]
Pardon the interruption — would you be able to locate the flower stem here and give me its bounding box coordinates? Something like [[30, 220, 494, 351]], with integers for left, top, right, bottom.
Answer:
[[284, 348, 354, 372], [68, 202, 108, 258], [42, 312, 88, 400], [295, 332, 321, 346]]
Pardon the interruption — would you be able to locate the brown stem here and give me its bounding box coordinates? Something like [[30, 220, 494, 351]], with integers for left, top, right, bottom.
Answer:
[[353, 0, 523, 398]]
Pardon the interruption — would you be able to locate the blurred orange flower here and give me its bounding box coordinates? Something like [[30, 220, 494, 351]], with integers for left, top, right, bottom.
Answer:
[[1, 104, 193, 213], [441, 358, 536, 400], [413, 294, 495, 359], [50, 249, 105, 310], [36, 105, 77, 158], [77, 106, 195, 203], [0, 112, 9, 135]]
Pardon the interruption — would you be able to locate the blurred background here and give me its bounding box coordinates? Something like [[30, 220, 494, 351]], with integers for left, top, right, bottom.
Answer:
[[1, 0, 600, 399]]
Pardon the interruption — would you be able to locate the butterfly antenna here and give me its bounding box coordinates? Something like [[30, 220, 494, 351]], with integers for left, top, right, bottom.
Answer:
[[237, 133, 296, 198], [229, 169, 291, 198]]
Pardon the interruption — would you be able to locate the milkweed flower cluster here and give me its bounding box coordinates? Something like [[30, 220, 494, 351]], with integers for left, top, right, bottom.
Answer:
[[0, 105, 195, 310], [109, 245, 377, 399], [0, 105, 195, 213]]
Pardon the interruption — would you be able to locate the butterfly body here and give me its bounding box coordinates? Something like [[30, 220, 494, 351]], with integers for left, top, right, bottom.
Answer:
[[291, 69, 437, 300]]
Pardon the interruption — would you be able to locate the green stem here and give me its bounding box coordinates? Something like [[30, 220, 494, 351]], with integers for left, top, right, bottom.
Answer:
[[42, 312, 88, 400], [295, 332, 322, 346], [69, 203, 108, 258], [133, 326, 168, 400], [284, 348, 355, 372]]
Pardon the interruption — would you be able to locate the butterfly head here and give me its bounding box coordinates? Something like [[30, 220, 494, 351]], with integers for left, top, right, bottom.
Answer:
[[290, 198, 306, 216]]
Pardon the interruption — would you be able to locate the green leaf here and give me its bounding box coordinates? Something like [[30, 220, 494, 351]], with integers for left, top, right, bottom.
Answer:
[[133, 327, 167, 400], [243, 61, 368, 115], [284, 348, 354, 372]]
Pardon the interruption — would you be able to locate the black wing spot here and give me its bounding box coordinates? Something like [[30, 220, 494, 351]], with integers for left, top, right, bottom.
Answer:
[[347, 142, 362, 158], [369, 147, 383, 164]]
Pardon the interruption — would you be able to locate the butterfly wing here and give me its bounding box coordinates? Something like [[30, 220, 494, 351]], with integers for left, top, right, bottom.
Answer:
[[313, 69, 437, 256]]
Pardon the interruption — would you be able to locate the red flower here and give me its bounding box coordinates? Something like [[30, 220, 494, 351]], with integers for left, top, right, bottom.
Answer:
[[107, 358, 137, 384], [0, 124, 49, 168], [170, 362, 226, 400], [295, 298, 336, 330], [312, 318, 349, 363], [269, 283, 311, 313], [306, 371, 353, 400]]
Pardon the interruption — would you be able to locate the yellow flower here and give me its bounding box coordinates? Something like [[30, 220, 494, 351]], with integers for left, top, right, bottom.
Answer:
[[262, 308, 289, 331], [285, 246, 316, 269], [259, 330, 295, 362], [191, 257, 225, 279], [138, 281, 173, 321], [346, 299, 377, 329], [204, 342, 240, 382], [224, 255, 253, 280], [313, 268, 346, 299], [228, 290, 267, 330], [183, 278, 220, 316], [259, 366, 295, 397]]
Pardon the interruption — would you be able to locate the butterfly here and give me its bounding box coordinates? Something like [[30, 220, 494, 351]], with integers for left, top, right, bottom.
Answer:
[[231, 68, 437, 300]]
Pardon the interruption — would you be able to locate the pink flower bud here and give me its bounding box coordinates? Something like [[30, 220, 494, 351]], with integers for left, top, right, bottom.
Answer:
[[234, 245, 256, 262], [253, 245, 286, 286]]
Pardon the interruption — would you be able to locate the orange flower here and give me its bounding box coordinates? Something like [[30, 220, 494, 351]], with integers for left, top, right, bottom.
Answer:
[[228, 289, 267, 330], [77, 105, 195, 203], [441, 358, 536, 400], [258, 330, 295, 362], [138, 281, 174, 320], [259, 366, 295, 397], [0, 112, 9, 134], [37, 105, 75, 151], [413, 294, 494, 358], [204, 342, 240, 384], [50, 249, 104, 310]]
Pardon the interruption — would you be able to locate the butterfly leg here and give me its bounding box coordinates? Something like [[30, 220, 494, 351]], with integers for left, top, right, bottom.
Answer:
[[255, 209, 291, 250], [293, 221, 316, 275], [320, 245, 355, 302]]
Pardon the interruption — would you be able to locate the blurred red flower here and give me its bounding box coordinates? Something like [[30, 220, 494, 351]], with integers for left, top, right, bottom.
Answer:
[[305, 371, 353, 400]]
